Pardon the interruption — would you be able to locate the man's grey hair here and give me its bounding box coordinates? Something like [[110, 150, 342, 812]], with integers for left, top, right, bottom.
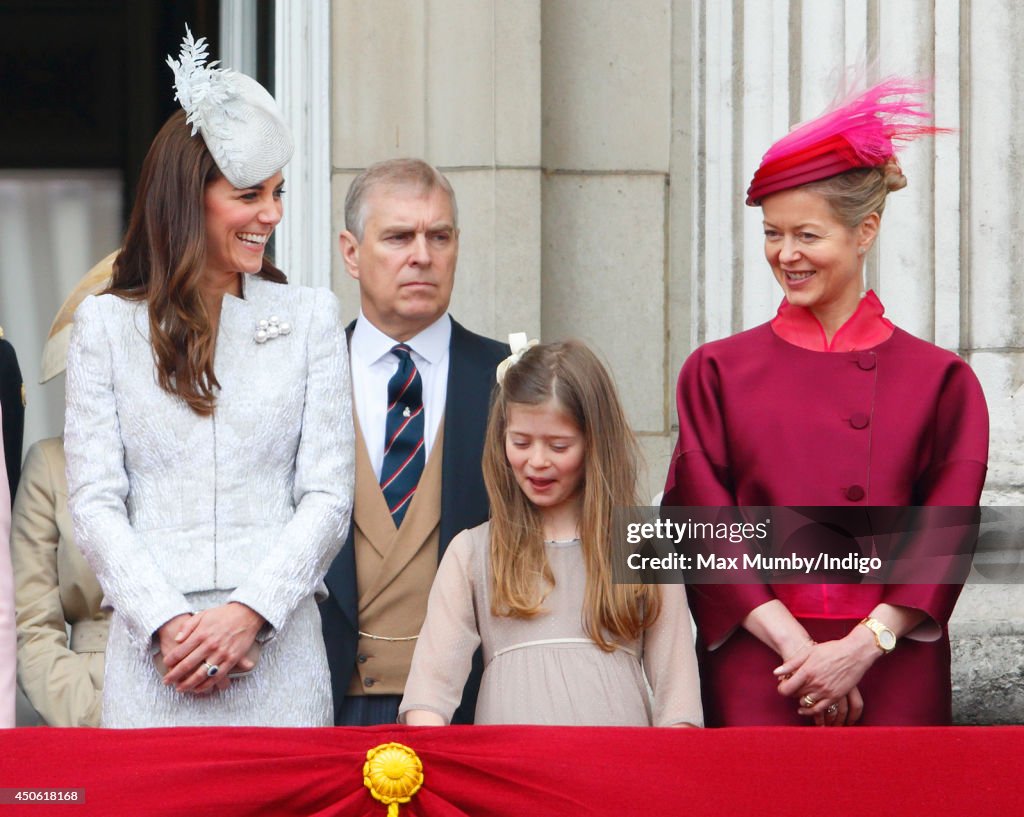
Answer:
[[344, 158, 459, 241]]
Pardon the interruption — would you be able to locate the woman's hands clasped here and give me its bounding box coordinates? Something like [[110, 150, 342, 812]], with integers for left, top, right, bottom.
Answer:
[[157, 603, 265, 694], [774, 627, 882, 725]]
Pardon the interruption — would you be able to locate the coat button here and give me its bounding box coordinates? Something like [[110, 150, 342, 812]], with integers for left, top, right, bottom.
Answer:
[[357, 654, 368, 664], [364, 677, 376, 688], [857, 353, 876, 371], [846, 484, 865, 501], [850, 412, 870, 429]]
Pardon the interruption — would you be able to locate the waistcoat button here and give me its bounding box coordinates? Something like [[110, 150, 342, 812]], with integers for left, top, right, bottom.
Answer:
[[850, 412, 870, 429], [846, 484, 866, 501]]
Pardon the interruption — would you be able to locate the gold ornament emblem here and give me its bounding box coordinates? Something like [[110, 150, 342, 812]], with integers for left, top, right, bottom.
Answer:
[[363, 742, 424, 817]]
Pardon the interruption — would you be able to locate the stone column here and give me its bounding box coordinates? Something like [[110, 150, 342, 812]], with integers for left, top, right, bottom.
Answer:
[[330, 0, 542, 341], [540, 0, 674, 500]]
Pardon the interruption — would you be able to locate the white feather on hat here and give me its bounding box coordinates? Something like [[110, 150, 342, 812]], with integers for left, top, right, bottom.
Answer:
[[166, 26, 293, 189]]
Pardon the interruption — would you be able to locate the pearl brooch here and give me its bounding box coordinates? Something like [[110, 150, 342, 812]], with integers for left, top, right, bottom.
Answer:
[[254, 315, 292, 344]]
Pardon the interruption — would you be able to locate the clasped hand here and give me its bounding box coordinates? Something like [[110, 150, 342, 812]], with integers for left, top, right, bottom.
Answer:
[[156, 603, 265, 694], [774, 635, 880, 726]]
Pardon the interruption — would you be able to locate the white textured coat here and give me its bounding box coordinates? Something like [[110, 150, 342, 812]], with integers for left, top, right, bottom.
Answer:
[[64, 275, 354, 726]]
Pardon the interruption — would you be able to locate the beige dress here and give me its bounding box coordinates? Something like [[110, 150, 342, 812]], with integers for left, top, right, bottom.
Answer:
[[399, 522, 703, 726]]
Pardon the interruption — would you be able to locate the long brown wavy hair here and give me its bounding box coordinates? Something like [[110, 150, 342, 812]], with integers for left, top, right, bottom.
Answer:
[[482, 340, 660, 650], [107, 110, 286, 415]]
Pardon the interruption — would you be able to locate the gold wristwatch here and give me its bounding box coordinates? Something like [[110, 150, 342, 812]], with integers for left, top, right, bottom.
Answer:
[[860, 617, 896, 654]]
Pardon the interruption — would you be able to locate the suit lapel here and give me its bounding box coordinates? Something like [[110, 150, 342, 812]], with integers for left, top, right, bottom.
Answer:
[[439, 321, 500, 556], [323, 321, 360, 631]]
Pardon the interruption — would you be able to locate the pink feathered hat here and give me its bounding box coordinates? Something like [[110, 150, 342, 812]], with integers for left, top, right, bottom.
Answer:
[[746, 79, 945, 206]]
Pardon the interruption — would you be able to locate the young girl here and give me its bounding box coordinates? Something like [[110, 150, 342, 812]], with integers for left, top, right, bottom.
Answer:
[[399, 339, 702, 726]]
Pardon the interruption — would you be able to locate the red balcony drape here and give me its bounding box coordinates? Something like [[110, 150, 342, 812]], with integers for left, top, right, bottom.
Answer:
[[1, 724, 1021, 816]]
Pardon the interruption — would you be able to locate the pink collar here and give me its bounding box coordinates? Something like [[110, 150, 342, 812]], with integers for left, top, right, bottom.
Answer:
[[770, 290, 895, 352]]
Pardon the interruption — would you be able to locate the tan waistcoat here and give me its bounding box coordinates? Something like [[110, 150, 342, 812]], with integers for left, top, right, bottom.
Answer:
[[347, 413, 443, 696]]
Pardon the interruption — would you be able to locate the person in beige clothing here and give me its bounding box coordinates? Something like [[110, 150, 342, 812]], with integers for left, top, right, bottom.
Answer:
[[11, 254, 114, 727]]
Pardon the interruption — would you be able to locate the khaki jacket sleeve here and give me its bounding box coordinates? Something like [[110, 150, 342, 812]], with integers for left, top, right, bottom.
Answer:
[[12, 440, 103, 726]]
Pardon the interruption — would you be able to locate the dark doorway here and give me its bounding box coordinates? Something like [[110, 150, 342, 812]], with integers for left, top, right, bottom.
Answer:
[[0, 0, 224, 218], [0, 0, 282, 479]]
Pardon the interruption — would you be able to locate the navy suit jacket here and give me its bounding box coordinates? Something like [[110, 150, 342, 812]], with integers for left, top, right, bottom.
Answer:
[[321, 317, 508, 724]]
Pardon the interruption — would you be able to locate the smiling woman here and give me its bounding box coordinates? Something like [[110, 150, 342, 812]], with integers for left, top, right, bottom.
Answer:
[[203, 172, 285, 283], [663, 78, 989, 727], [62, 28, 354, 728], [761, 187, 878, 340]]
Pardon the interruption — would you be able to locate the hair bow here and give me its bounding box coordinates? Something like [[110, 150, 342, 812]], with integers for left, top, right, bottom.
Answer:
[[496, 332, 539, 384]]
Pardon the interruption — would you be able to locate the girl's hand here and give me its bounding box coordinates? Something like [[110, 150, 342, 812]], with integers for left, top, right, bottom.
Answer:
[[161, 603, 264, 693], [774, 628, 880, 719], [404, 709, 446, 726]]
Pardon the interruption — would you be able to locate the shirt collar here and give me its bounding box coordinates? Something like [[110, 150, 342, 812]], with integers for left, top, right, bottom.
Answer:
[[770, 290, 895, 352], [351, 311, 452, 366]]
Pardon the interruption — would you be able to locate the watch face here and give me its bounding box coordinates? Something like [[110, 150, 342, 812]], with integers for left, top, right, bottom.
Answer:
[[879, 630, 897, 651]]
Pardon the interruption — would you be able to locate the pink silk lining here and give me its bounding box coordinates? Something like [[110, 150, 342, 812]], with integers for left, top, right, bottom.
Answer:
[[770, 290, 895, 352]]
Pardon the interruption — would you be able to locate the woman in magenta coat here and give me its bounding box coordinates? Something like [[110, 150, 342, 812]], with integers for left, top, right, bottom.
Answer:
[[663, 80, 989, 726]]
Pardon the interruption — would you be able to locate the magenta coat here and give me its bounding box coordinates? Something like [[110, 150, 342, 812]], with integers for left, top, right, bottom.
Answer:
[[663, 323, 989, 725]]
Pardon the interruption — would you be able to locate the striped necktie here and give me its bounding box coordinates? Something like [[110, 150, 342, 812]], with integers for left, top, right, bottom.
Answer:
[[379, 344, 425, 526]]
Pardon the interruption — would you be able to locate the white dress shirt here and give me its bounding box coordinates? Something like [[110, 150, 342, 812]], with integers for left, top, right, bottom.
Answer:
[[350, 312, 451, 481]]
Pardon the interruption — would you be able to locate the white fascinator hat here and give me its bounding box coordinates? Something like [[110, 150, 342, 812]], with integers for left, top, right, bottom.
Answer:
[[165, 27, 293, 188]]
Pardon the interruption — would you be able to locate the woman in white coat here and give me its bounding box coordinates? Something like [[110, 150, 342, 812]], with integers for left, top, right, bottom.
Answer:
[[64, 30, 354, 727]]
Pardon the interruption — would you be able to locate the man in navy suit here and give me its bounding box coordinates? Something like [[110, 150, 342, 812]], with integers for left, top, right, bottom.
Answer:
[[321, 159, 508, 725]]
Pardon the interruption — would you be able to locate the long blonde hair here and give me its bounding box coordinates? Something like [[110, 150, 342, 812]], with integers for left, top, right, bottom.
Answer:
[[482, 340, 660, 650]]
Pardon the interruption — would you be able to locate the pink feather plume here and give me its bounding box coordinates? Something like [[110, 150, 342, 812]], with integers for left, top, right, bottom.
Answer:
[[762, 78, 946, 167]]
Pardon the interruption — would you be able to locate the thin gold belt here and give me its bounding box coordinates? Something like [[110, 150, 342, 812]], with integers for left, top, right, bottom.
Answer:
[[358, 630, 419, 642]]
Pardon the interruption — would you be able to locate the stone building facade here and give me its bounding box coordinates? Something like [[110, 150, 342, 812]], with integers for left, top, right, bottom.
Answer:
[[263, 0, 1022, 724]]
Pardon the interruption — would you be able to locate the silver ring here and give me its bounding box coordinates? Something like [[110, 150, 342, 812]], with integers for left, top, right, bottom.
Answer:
[[203, 661, 219, 678], [800, 695, 816, 708], [827, 703, 839, 715]]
